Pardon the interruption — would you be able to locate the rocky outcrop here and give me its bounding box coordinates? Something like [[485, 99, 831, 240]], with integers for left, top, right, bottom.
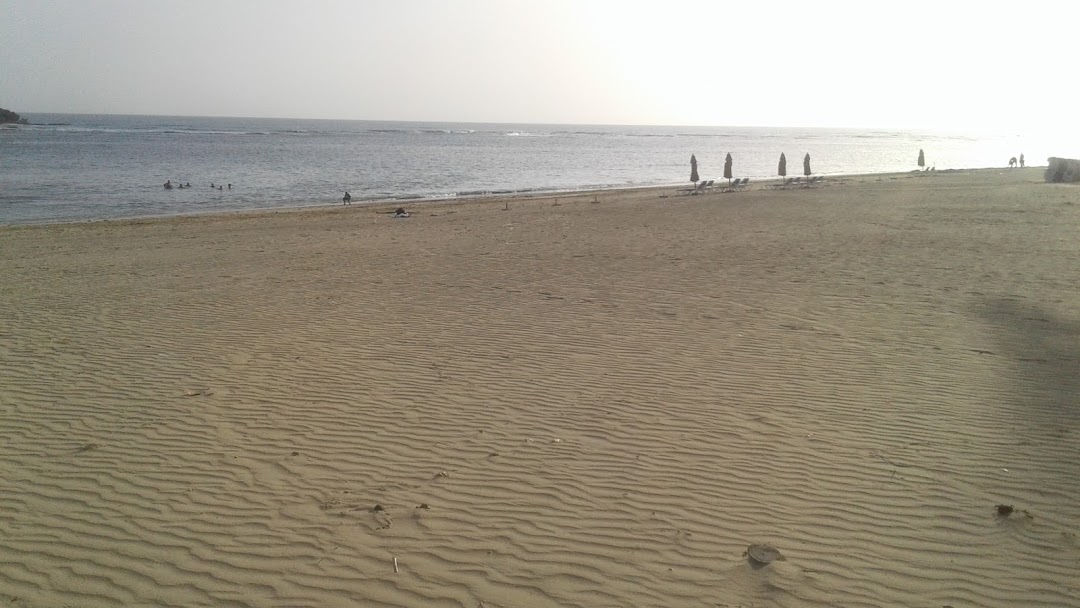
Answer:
[[0, 107, 27, 124], [1045, 157, 1080, 183]]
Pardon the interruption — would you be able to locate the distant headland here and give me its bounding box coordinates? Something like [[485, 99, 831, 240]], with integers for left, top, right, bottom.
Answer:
[[1, 108, 29, 124]]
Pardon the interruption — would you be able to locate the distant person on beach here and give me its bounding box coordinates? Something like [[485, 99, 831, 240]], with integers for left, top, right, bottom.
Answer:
[[1009, 157, 1017, 168], [343, 191, 352, 205], [228, 183, 232, 189], [218, 185, 223, 190], [1020, 154, 1025, 168], [185, 182, 190, 187]]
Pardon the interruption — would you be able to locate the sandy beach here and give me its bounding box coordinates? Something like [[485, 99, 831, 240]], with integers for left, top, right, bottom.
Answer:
[[1, 167, 1078, 607]]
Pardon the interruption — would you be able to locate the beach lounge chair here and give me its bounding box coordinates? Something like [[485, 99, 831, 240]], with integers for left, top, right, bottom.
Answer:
[[738, 178, 750, 190]]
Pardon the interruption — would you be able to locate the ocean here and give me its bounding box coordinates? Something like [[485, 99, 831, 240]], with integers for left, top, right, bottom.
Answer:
[[0, 113, 1058, 225]]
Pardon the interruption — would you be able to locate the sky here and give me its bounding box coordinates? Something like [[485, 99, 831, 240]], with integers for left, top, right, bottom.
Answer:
[[1, 0, 1076, 131]]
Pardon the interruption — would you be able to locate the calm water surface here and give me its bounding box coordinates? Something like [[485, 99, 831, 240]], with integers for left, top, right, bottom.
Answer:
[[0, 114, 1060, 224]]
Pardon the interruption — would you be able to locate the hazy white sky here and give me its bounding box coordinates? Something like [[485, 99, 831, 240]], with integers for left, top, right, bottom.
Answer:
[[1, 0, 1075, 130]]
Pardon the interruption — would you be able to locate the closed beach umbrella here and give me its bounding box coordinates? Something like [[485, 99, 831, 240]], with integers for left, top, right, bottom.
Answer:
[[724, 153, 733, 186], [778, 153, 787, 180], [803, 153, 811, 177], [918, 149, 925, 168], [690, 154, 699, 184]]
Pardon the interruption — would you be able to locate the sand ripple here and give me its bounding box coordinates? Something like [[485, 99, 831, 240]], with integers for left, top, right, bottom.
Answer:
[[2, 170, 1079, 607]]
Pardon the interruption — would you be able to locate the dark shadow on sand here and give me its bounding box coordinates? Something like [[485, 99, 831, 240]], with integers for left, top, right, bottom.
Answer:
[[975, 297, 1080, 426]]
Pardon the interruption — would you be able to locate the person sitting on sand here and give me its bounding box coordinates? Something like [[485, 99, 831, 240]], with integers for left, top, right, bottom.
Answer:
[[393, 207, 410, 218], [343, 191, 352, 205]]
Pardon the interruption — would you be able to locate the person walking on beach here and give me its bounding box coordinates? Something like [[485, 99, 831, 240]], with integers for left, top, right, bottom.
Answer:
[[1019, 153, 1025, 168], [343, 191, 352, 205]]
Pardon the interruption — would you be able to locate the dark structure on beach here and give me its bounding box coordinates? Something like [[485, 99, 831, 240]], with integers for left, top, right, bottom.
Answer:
[[1046, 157, 1080, 183]]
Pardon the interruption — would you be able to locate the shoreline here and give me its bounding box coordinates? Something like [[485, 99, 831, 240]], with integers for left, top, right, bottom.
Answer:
[[0, 166, 1048, 230]]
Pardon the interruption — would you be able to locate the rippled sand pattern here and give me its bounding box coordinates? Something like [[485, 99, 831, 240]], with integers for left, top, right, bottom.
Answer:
[[2, 168, 1079, 607]]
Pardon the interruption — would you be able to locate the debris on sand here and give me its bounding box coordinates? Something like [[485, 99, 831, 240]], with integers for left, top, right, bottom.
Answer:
[[745, 544, 786, 566], [995, 504, 1034, 519]]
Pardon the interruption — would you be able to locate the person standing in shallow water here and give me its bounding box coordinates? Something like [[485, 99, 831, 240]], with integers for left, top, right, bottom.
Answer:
[[342, 191, 352, 205]]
